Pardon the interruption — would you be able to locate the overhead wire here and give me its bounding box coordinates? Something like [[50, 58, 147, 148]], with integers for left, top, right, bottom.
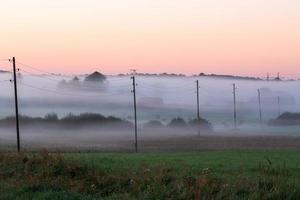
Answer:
[[0, 79, 11, 83], [19, 68, 61, 83], [16, 61, 63, 77], [16, 61, 133, 83], [8, 65, 237, 97], [136, 83, 195, 93], [18, 68, 131, 90], [19, 82, 129, 98], [137, 85, 196, 95], [6, 61, 250, 101], [137, 80, 194, 90]]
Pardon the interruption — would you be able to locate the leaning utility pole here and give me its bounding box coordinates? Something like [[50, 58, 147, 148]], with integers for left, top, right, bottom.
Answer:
[[196, 80, 200, 135], [233, 83, 237, 129], [11, 57, 21, 152], [131, 75, 138, 153], [257, 89, 262, 124]]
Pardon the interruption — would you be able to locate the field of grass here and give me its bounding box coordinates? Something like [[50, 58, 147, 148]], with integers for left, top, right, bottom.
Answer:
[[0, 150, 299, 199]]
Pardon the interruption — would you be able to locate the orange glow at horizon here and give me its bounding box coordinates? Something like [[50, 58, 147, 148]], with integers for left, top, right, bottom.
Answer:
[[0, 0, 300, 77]]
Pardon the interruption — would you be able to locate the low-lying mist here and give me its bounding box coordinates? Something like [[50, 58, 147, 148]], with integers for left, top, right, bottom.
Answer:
[[1, 71, 300, 151]]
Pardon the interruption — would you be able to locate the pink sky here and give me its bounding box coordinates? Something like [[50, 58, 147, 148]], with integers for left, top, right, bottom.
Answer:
[[0, 0, 300, 77]]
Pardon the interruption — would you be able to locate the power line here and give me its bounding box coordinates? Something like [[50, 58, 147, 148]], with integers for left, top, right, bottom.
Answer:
[[16, 61, 132, 83], [106, 76, 132, 82], [0, 79, 11, 83], [137, 82, 195, 92], [19, 82, 128, 98], [137, 84, 195, 94], [138, 81, 194, 90], [16, 61, 62, 77], [19, 68, 61, 83], [19, 68, 130, 90]]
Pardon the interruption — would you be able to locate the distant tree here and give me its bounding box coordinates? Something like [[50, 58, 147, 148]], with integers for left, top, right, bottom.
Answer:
[[58, 79, 68, 88], [71, 76, 80, 82], [84, 71, 106, 82], [44, 113, 59, 121], [69, 76, 81, 87], [168, 117, 187, 127], [144, 120, 164, 128], [188, 118, 212, 131]]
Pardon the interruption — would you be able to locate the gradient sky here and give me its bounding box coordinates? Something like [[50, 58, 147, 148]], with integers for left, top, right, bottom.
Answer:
[[0, 0, 300, 77]]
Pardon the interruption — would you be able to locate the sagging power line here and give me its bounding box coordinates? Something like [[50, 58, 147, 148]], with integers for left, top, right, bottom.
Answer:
[[16, 61, 62, 77], [20, 82, 128, 98], [0, 79, 11, 83]]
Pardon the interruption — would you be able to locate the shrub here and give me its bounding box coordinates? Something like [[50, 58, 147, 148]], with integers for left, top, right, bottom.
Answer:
[[188, 118, 212, 131], [143, 120, 164, 128], [0, 113, 132, 128], [168, 117, 187, 127], [268, 112, 300, 126], [44, 113, 59, 122]]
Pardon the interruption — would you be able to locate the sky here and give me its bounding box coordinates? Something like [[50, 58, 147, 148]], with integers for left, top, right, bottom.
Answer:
[[0, 0, 300, 77]]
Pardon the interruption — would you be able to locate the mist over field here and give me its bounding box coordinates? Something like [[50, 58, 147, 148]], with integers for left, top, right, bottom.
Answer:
[[0, 71, 300, 151]]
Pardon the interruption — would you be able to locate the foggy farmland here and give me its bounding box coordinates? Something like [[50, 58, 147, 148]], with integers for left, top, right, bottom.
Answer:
[[1, 69, 300, 152]]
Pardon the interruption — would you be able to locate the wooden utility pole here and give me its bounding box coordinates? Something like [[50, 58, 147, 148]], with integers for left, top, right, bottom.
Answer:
[[257, 89, 262, 124], [196, 80, 200, 119], [131, 75, 138, 153], [277, 96, 281, 116], [11, 57, 20, 152], [233, 83, 237, 129], [196, 80, 200, 135]]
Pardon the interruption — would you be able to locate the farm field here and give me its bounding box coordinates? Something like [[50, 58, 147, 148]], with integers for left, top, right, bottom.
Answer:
[[0, 150, 299, 199], [1, 130, 300, 152]]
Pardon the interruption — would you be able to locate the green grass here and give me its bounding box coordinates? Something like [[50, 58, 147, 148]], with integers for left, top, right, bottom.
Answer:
[[0, 182, 97, 200], [65, 150, 300, 175], [0, 150, 300, 199]]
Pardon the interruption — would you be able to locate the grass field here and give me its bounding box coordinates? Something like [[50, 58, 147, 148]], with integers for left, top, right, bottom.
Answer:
[[0, 150, 299, 199]]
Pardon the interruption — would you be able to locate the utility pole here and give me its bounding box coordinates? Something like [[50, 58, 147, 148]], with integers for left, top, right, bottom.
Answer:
[[277, 96, 281, 116], [196, 80, 200, 119], [196, 80, 200, 136], [11, 57, 20, 152], [257, 89, 262, 124], [131, 75, 138, 153], [233, 83, 237, 129]]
